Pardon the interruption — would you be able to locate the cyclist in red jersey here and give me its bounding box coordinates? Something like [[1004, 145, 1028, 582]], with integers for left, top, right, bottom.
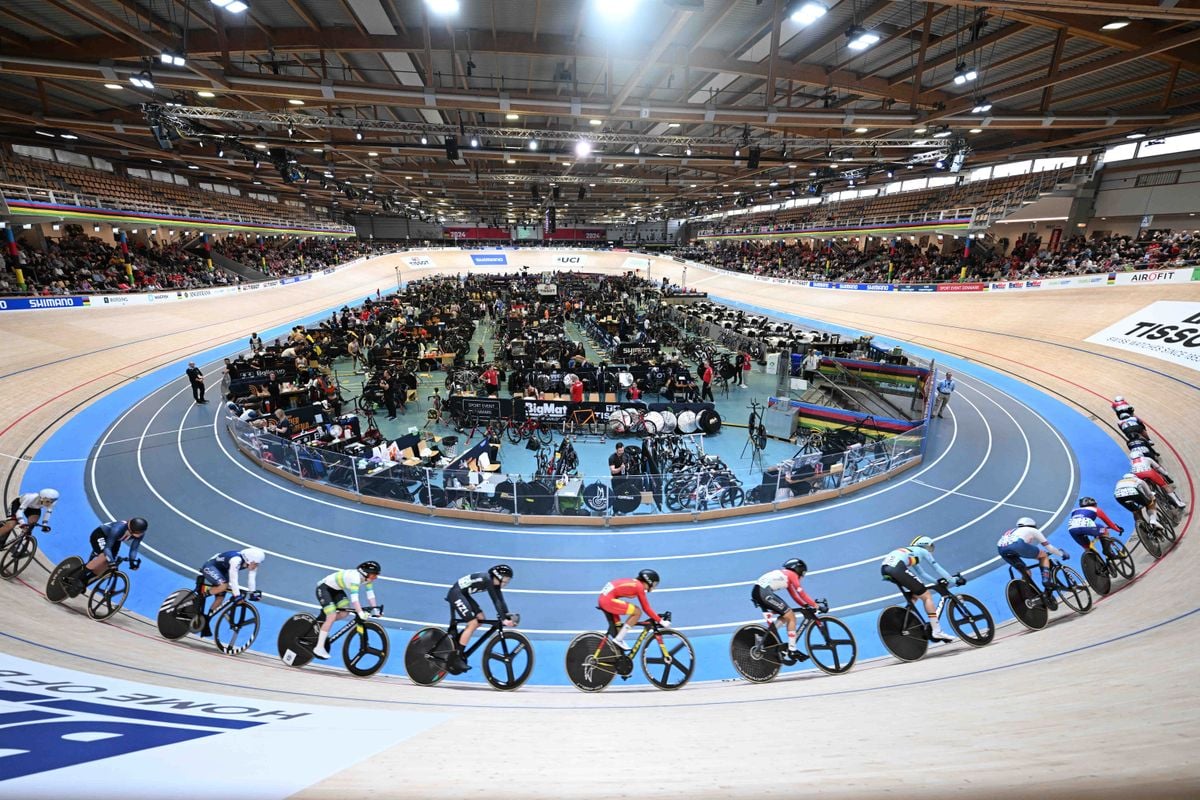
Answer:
[[598, 569, 663, 649]]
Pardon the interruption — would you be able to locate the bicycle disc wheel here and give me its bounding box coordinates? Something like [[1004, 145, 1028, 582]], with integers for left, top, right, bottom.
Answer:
[[343, 620, 389, 677], [641, 630, 695, 690], [46, 556, 83, 604], [214, 601, 261, 655], [0, 534, 37, 579], [404, 627, 455, 685], [1136, 521, 1165, 559], [87, 570, 129, 621], [944, 593, 995, 646], [1053, 565, 1093, 615], [482, 631, 535, 691], [1080, 552, 1111, 596], [277, 613, 319, 667], [729, 624, 782, 683], [565, 632, 618, 692], [1106, 540, 1136, 580], [157, 589, 199, 640], [806, 615, 857, 675], [719, 486, 746, 508], [1006, 579, 1048, 630], [878, 606, 927, 661]]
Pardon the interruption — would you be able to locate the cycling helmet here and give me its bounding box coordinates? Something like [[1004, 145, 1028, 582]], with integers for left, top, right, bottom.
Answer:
[[910, 535, 935, 550], [241, 547, 266, 565], [127, 517, 149, 533], [1016, 517, 1037, 528], [637, 568, 660, 589], [1116, 410, 1132, 420], [489, 564, 514, 582], [1113, 395, 1125, 404], [38, 488, 59, 503], [358, 560, 382, 576], [1078, 497, 1097, 508], [226, 401, 240, 412], [783, 558, 807, 577]]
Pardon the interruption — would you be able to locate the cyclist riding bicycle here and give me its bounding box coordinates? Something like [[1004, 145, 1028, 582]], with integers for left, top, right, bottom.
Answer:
[[63, 517, 149, 594], [1114, 472, 1163, 529], [313, 561, 381, 659], [997, 517, 1069, 610], [1126, 434, 1160, 461], [1066, 497, 1124, 553], [752, 558, 823, 661], [195, 547, 266, 637], [1116, 411, 1147, 443], [880, 536, 964, 643], [1, 488, 59, 549], [1111, 396, 1134, 418], [598, 569, 664, 650], [444, 564, 517, 674], [1129, 452, 1186, 510]]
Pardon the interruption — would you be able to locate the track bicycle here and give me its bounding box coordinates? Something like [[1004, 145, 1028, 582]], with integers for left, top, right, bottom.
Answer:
[[404, 614, 534, 691], [564, 611, 695, 692], [877, 573, 994, 662], [664, 466, 745, 510], [276, 605, 389, 677], [1003, 556, 1092, 631], [1078, 529, 1136, 596], [46, 555, 132, 621], [563, 407, 606, 439], [1131, 505, 1177, 559], [157, 582, 262, 655], [505, 416, 554, 445], [0, 521, 49, 579], [729, 600, 857, 681]]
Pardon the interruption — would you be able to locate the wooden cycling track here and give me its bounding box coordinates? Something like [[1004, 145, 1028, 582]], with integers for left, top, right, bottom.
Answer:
[[1, 250, 1197, 799]]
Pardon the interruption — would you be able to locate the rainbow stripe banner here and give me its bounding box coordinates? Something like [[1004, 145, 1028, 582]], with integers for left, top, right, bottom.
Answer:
[[5, 199, 355, 238]]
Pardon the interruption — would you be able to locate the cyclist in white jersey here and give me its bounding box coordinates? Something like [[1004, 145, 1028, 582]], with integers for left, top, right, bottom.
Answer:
[[751, 558, 822, 660], [997, 517, 1069, 610], [313, 561, 381, 659]]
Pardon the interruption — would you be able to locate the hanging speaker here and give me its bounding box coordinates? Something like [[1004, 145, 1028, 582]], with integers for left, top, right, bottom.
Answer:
[[578, 185, 586, 200], [445, 136, 459, 160], [552, 186, 561, 201], [747, 146, 761, 169]]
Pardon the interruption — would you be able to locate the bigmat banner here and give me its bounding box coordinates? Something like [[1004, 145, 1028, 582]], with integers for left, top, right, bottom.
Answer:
[[0, 652, 444, 795], [1085, 300, 1200, 373]]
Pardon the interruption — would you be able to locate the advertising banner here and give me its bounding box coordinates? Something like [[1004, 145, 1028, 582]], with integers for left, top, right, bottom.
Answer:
[[551, 254, 587, 266], [1085, 300, 1200, 372], [404, 255, 435, 268], [0, 296, 89, 310], [935, 282, 987, 292], [1107, 267, 1196, 286], [470, 253, 508, 266]]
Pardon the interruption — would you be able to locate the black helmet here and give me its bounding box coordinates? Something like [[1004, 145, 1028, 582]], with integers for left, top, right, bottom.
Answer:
[[1078, 496, 1097, 507], [358, 560, 381, 576], [489, 564, 514, 582], [783, 558, 807, 577], [637, 568, 660, 589], [127, 517, 149, 533]]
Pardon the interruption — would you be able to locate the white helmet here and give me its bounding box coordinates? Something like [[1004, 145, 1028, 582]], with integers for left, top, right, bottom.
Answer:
[[241, 547, 266, 565], [1113, 395, 1125, 403], [38, 488, 59, 503], [1016, 517, 1036, 528]]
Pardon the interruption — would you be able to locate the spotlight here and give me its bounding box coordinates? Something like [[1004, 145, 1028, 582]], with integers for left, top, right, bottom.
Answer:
[[933, 128, 953, 138], [217, 146, 225, 158], [425, 0, 460, 14], [596, 0, 638, 21], [355, 127, 364, 141], [846, 26, 880, 51], [575, 140, 592, 158], [470, 137, 479, 148], [421, 135, 428, 145], [685, 147, 692, 156], [160, 50, 186, 67], [211, 0, 249, 12], [953, 62, 978, 85], [971, 98, 992, 113], [786, 1, 827, 26], [528, 138, 538, 150], [1101, 19, 1131, 30], [1125, 131, 1146, 139], [634, 144, 640, 155], [130, 70, 155, 89]]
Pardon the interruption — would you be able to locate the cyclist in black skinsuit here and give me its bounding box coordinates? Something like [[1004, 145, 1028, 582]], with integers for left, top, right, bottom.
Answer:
[[445, 564, 515, 673]]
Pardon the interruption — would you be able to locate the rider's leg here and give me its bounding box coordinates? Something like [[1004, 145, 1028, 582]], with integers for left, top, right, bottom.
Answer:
[[458, 612, 484, 650], [0, 519, 15, 548], [781, 609, 798, 651], [613, 605, 641, 648], [1036, 551, 1053, 587], [314, 605, 345, 659], [917, 590, 952, 640]]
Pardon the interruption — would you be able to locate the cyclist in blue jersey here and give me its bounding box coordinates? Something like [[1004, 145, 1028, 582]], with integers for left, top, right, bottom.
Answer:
[[444, 564, 517, 673], [64, 518, 149, 594], [997, 517, 1069, 610], [1066, 497, 1124, 553], [880, 536, 965, 643], [313, 561, 382, 659], [195, 547, 267, 637]]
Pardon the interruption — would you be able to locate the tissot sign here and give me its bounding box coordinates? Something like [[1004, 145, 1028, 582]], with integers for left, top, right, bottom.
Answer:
[[1086, 301, 1200, 372]]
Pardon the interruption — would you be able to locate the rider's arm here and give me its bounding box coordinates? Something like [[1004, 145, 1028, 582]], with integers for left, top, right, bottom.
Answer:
[[14, 494, 36, 526], [785, 571, 817, 608], [362, 579, 377, 610], [125, 533, 143, 562], [914, 551, 953, 583], [486, 581, 510, 618], [1094, 507, 1120, 530], [227, 555, 244, 596], [1025, 528, 1067, 558], [634, 582, 663, 624]]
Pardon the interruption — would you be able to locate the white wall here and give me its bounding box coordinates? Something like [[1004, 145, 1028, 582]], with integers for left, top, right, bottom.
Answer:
[[1092, 161, 1200, 221]]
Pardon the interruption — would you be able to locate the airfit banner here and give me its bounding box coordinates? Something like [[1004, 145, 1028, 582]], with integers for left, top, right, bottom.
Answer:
[[1085, 300, 1200, 373], [0, 652, 446, 796]]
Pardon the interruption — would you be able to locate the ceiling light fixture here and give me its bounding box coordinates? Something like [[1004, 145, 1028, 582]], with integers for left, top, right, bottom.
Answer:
[[1125, 131, 1146, 139], [470, 137, 479, 147], [1101, 19, 1131, 31], [933, 128, 953, 138], [846, 25, 880, 51], [596, 0, 639, 22], [971, 98, 992, 113], [289, 98, 305, 105], [425, 0, 461, 14], [969, 128, 982, 134], [420, 135, 428, 144], [953, 62, 979, 85], [355, 127, 364, 141], [129, 70, 155, 89], [528, 138, 538, 150], [104, 83, 122, 90], [211, 0, 249, 13], [196, 90, 216, 98], [787, 0, 827, 26], [589, 119, 602, 126], [575, 140, 592, 158], [505, 113, 519, 120]]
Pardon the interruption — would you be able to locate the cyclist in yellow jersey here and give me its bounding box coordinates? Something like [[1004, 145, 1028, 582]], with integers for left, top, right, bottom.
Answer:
[[313, 561, 382, 659]]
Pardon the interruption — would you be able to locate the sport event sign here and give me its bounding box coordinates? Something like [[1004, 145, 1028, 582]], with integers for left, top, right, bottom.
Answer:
[[1085, 300, 1200, 373]]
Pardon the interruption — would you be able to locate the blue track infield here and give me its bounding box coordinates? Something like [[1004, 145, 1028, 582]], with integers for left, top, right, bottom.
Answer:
[[20, 294, 1130, 688]]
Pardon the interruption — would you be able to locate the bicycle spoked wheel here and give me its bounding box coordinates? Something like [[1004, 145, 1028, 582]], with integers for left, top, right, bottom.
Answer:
[[1053, 565, 1092, 614], [806, 615, 857, 675], [729, 625, 782, 683], [536, 424, 554, 444], [878, 606, 927, 661], [87, 571, 129, 621], [0, 534, 37, 579], [1080, 552, 1111, 596], [214, 601, 261, 655], [719, 486, 745, 508], [565, 632, 619, 692], [343, 620, 389, 676], [404, 627, 454, 685], [1136, 521, 1165, 559], [944, 593, 995, 646], [1105, 540, 1136, 580], [1006, 579, 1048, 630], [641, 630, 695, 690], [157, 589, 200, 640], [482, 631, 535, 691]]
